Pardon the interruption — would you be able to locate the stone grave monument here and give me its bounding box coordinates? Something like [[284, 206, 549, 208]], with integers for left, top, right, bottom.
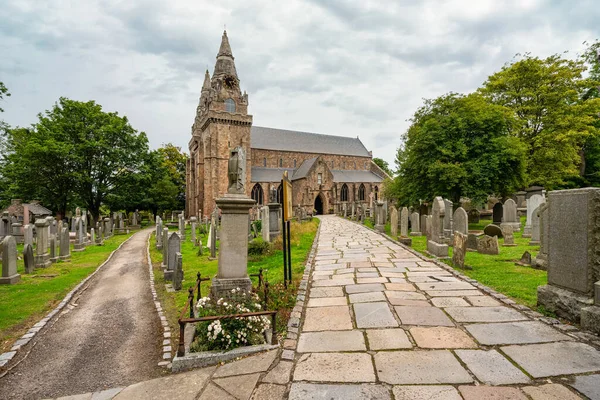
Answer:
[[410, 212, 421, 236], [427, 197, 448, 258], [501, 198, 520, 231], [24, 243, 35, 274], [390, 206, 398, 237], [35, 218, 51, 268], [523, 194, 545, 237], [0, 236, 20, 284], [452, 207, 468, 235], [59, 227, 71, 261]]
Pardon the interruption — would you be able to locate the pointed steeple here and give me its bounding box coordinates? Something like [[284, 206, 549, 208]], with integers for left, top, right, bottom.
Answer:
[[213, 30, 239, 81], [202, 69, 211, 91]]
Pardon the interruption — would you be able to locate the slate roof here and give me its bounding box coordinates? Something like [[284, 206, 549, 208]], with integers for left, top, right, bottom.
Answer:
[[332, 170, 384, 183], [251, 167, 295, 183], [292, 158, 318, 180], [251, 126, 371, 157], [26, 203, 52, 215]]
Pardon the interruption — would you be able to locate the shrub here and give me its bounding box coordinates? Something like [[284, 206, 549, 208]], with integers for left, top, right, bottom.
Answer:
[[248, 239, 271, 257], [252, 220, 262, 233]]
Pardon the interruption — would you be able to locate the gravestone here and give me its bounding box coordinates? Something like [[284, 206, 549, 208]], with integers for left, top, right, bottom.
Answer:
[[162, 228, 169, 268], [261, 206, 270, 242], [515, 191, 527, 208], [268, 202, 281, 241], [420, 215, 427, 236], [156, 218, 163, 250], [190, 216, 197, 244], [90, 228, 95, 246], [73, 218, 85, 252], [164, 232, 180, 281], [477, 235, 499, 255], [483, 224, 503, 238], [390, 206, 398, 237], [23, 224, 33, 247], [501, 224, 516, 246], [516, 251, 532, 267], [59, 227, 71, 261], [173, 252, 183, 291], [209, 215, 217, 259], [452, 207, 468, 235], [49, 234, 58, 262], [466, 233, 478, 251], [11, 222, 23, 244], [35, 218, 51, 268], [535, 203, 549, 270], [0, 236, 20, 284], [351, 202, 355, 220], [529, 205, 542, 245], [425, 215, 432, 241], [427, 197, 448, 258], [492, 202, 503, 224], [502, 199, 520, 231], [400, 207, 409, 237], [178, 214, 186, 240], [523, 194, 545, 237], [452, 232, 468, 269], [374, 201, 385, 232], [96, 225, 104, 245], [443, 199, 453, 242], [537, 188, 600, 334], [410, 212, 421, 236], [24, 243, 35, 274]]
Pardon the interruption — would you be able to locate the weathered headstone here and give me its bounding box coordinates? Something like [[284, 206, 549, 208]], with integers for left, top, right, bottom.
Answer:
[[390, 206, 398, 237], [90, 228, 95, 246], [410, 212, 421, 236], [261, 206, 270, 242], [523, 194, 545, 237], [477, 235, 499, 255], [400, 207, 409, 237], [535, 203, 549, 270], [23, 224, 33, 248], [492, 202, 503, 224], [420, 214, 427, 236], [96, 225, 104, 245], [49, 234, 58, 262], [537, 188, 600, 333], [190, 216, 197, 244], [515, 191, 527, 208], [468, 209, 480, 224], [501, 224, 516, 246], [452, 207, 468, 235], [164, 232, 180, 281], [425, 215, 432, 241], [502, 199, 520, 231], [209, 215, 217, 259], [452, 232, 468, 269], [427, 197, 448, 258], [268, 201, 281, 241], [162, 227, 169, 267], [73, 217, 85, 252], [156, 218, 163, 250], [374, 201, 385, 232], [59, 227, 71, 261], [35, 218, 51, 268], [466, 233, 478, 251], [516, 251, 532, 267], [173, 252, 183, 291], [178, 214, 186, 240], [483, 224, 503, 238], [0, 236, 20, 284], [529, 205, 542, 245], [24, 243, 35, 274], [443, 199, 453, 241]]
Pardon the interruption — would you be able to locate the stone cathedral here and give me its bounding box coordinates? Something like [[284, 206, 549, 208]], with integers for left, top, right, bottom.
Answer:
[[186, 31, 389, 218]]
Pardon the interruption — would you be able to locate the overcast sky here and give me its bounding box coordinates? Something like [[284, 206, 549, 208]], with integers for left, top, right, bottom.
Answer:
[[1, 0, 598, 167]]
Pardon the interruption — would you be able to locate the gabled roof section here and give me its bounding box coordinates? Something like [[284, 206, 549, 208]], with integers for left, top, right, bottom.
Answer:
[[251, 167, 295, 183], [251, 126, 371, 157], [332, 170, 384, 183], [292, 157, 318, 180]]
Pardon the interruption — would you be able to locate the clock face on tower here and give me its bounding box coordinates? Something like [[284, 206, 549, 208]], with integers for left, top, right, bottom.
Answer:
[[224, 76, 236, 89]]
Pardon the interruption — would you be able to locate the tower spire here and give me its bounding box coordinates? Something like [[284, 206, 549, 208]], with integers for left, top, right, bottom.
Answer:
[[202, 69, 211, 90], [213, 30, 239, 81]]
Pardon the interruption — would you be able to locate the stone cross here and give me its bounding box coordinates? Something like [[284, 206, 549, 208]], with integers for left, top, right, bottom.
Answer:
[[24, 243, 35, 274], [35, 218, 51, 267], [410, 212, 421, 236], [390, 206, 398, 237], [59, 227, 71, 261], [0, 236, 20, 284], [400, 207, 409, 237], [452, 207, 468, 235]]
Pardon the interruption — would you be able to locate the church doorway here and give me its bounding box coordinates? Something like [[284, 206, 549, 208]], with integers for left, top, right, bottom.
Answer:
[[314, 194, 324, 215]]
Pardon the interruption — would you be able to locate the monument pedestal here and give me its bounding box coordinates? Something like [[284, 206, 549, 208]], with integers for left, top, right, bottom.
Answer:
[[427, 240, 448, 258], [0, 274, 20, 284], [268, 203, 281, 241], [211, 194, 255, 298]]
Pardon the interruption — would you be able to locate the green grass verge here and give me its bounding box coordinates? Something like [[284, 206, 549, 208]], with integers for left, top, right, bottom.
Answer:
[[384, 216, 546, 308], [149, 218, 319, 341], [0, 232, 134, 352]]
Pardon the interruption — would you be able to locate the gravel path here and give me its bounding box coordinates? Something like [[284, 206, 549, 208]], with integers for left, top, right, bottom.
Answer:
[[0, 229, 164, 400]]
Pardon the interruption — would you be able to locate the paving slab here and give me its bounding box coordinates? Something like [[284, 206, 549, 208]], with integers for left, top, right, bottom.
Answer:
[[393, 385, 462, 400], [523, 384, 583, 400], [293, 352, 376, 383], [416, 281, 476, 291], [570, 374, 600, 400], [445, 306, 527, 322], [306, 297, 347, 307], [262, 361, 293, 385], [374, 350, 472, 384], [385, 291, 427, 301], [297, 330, 366, 352], [356, 277, 388, 284], [465, 321, 572, 345], [384, 283, 415, 291], [356, 272, 380, 278], [312, 278, 355, 287], [213, 350, 278, 377], [348, 291, 386, 303], [389, 300, 431, 307], [345, 283, 385, 294], [354, 302, 399, 328], [309, 287, 344, 298], [91, 388, 124, 400], [394, 306, 454, 326], [250, 384, 286, 400], [501, 341, 600, 377], [410, 327, 477, 349], [458, 385, 528, 400], [199, 383, 236, 400], [426, 290, 481, 297], [288, 383, 391, 400], [302, 306, 353, 331], [431, 297, 470, 307], [213, 373, 260, 400], [455, 349, 530, 385], [366, 329, 412, 350], [466, 296, 501, 306]]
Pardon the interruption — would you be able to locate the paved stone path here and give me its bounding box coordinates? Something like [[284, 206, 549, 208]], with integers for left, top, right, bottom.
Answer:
[[0, 230, 164, 400], [37, 216, 600, 399]]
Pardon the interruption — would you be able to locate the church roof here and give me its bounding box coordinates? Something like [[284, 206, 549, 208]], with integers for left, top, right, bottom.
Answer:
[[250, 167, 295, 183], [292, 157, 318, 180], [250, 126, 371, 157], [332, 170, 384, 183]]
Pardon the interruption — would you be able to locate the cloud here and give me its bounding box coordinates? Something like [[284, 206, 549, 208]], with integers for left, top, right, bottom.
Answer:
[[1, 0, 599, 167]]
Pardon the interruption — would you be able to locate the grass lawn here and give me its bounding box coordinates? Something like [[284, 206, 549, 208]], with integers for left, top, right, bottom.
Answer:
[[149, 218, 319, 341], [384, 216, 547, 309], [0, 232, 134, 353]]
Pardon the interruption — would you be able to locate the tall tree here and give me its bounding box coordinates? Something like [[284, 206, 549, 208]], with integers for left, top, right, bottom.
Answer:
[[390, 93, 526, 205], [1, 98, 149, 221], [372, 157, 393, 176], [0, 81, 10, 113], [480, 54, 600, 188]]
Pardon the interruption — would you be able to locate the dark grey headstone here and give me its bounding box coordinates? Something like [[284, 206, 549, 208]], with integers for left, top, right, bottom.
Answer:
[[483, 224, 503, 238], [492, 202, 503, 224], [24, 243, 35, 274], [468, 209, 480, 224], [516, 251, 532, 266], [466, 234, 478, 251]]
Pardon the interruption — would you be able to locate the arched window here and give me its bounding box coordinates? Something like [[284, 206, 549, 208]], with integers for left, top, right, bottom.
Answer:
[[251, 184, 264, 205], [374, 186, 379, 201], [277, 184, 283, 204], [341, 184, 349, 202], [263, 158, 266, 167], [279, 159, 283, 168], [293, 159, 297, 168], [225, 99, 236, 113], [358, 184, 365, 201]]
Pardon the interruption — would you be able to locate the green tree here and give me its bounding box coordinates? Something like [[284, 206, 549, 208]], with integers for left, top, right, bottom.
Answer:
[[156, 143, 187, 209], [580, 40, 600, 186], [373, 157, 393, 176], [1, 98, 149, 221], [0, 81, 10, 113], [480, 53, 600, 188], [390, 93, 527, 205]]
